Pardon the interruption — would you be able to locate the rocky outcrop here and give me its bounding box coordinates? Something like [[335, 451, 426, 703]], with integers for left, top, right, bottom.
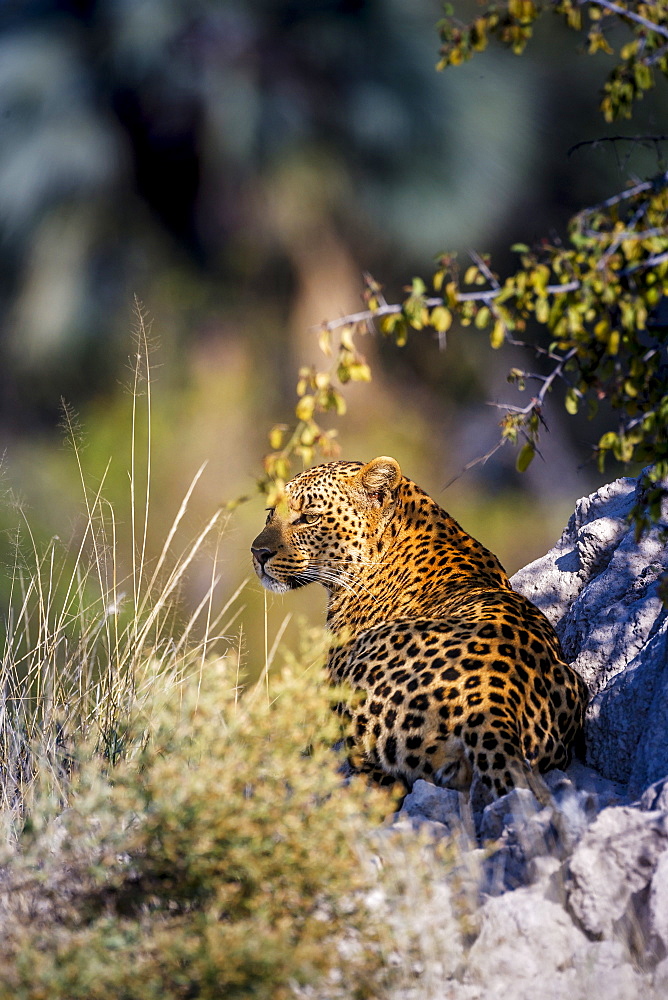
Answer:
[[512, 470, 668, 795], [396, 470, 668, 995]]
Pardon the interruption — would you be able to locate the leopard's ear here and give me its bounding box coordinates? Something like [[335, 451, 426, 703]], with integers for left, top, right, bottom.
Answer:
[[356, 456, 402, 500]]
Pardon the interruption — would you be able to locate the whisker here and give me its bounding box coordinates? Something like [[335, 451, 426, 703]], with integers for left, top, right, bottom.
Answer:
[[304, 559, 385, 598], [309, 572, 359, 595], [308, 554, 397, 571], [298, 567, 363, 597]]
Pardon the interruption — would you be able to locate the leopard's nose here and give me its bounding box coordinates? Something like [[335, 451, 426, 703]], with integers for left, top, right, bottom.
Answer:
[[251, 546, 274, 569]]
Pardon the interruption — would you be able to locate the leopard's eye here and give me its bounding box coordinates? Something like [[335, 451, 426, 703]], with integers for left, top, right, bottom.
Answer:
[[264, 508, 275, 525], [295, 512, 322, 526]]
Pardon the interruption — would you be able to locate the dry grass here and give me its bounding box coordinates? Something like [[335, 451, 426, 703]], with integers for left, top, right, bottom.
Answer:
[[0, 317, 236, 842]]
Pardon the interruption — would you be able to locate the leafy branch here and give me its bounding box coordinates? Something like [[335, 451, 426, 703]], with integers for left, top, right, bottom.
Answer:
[[437, 0, 668, 122], [261, 167, 668, 499], [259, 0, 668, 527]]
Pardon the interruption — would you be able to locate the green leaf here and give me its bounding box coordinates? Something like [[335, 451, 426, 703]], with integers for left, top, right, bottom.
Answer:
[[564, 388, 579, 415], [474, 305, 491, 329], [535, 297, 549, 324], [326, 389, 347, 415], [347, 362, 372, 382], [295, 395, 315, 421], [380, 313, 403, 336], [598, 431, 618, 451], [516, 443, 535, 472], [394, 319, 408, 347], [269, 425, 285, 450], [430, 306, 453, 333], [490, 319, 505, 349]]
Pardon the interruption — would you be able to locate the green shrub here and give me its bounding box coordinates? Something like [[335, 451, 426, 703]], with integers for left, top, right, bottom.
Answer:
[[0, 660, 394, 1000]]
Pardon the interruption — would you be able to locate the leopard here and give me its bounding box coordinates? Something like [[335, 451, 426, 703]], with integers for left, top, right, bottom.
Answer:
[[251, 455, 588, 800]]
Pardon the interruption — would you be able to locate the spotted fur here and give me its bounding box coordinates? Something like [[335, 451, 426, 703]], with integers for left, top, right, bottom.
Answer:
[[251, 456, 587, 798]]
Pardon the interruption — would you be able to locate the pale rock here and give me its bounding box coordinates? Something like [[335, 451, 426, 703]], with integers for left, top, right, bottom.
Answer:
[[464, 886, 647, 1000], [639, 777, 668, 812], [401, 779, 461, 828], [566, 805, 668, 940], [648, 849, 668, 962], [512, 470, 668, 793]]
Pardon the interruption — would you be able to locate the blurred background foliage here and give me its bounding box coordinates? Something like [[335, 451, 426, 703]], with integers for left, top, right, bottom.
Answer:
[[1, 0, 665, 676]]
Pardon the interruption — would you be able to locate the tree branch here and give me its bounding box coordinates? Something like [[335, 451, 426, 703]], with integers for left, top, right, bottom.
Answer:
[[468, 248, 500, 289], [311, 279, 583, 333], [568, 135, 668, 158], [584, 0, 668, 41], [621, 249, 668, 274], [442, 439, 507, 491], [487, 348, 579, 418], [575, 171, 668, 219], [313, 298, 440, 332]]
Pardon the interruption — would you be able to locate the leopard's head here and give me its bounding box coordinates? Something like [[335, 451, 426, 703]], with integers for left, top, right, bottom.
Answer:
[[251, 457, 402, 594]]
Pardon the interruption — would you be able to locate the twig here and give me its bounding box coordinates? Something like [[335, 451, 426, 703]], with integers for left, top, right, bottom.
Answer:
[[506, 337, 567, 363], [568, 135, 668, 158], [585, 0, 668, 41], [442, 347, 578, 491], [575, 171, 668, 219], [583, 225, 667, 243], [621, 249, 668, 275], [525, 347, 578, 412], [468, 248, 500, 290], [311, 282, 581, 334], [487, 348, 579, 417], [314, 298, 440, 332], [595, 201, 660, 270], [442, 440, 507, 491], [646, 42, 668, 67]]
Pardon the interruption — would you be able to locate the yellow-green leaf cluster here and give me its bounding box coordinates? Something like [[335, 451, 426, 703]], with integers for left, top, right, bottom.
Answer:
[[438, 1, 668, 121], [260, 323, 373, 497], [410, 175, 668, 489]]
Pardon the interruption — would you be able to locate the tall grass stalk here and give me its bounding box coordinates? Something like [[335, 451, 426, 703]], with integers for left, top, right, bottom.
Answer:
[[0, 331, 238, 841], [130, 298, 152, 625]]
